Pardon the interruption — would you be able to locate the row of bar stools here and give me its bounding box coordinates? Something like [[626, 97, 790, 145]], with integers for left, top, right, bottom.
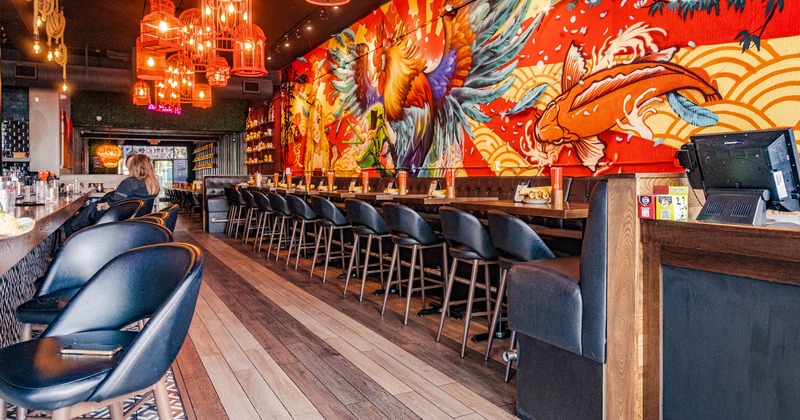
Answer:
[[252, 191, 274, 252], [310, 196, 352, 283], [436, 206, 499, 358], [343, 199, 391, 301], [485, 210, 557, 381], [286, 195, 319, 269], [381, 203, 448, 326], [267, 193, 293, 261]]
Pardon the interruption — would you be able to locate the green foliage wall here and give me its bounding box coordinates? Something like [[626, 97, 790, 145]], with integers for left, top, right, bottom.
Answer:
[[70, 91, 247, 132]]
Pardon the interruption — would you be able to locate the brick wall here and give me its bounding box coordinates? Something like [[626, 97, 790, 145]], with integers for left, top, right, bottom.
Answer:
[[2, 87, 29, 122]]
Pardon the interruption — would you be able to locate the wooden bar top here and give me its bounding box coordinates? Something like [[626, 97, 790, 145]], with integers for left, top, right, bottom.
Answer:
[[0, 193, 89, 274], [391, 196, 499, 206], [450, 200, 589, 219]]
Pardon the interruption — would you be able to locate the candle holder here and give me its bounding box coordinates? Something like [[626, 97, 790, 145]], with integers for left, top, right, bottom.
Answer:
[[397, 170, 408, 195], [326, 171, 335, 191], [361, 171, 370, 193]]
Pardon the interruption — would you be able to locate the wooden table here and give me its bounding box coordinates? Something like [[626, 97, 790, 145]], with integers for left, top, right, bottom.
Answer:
[[450, 200, 589, 219]]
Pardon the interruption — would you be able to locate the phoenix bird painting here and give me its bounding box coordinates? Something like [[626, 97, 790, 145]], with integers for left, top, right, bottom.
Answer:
[[328, 0, 535, 176]]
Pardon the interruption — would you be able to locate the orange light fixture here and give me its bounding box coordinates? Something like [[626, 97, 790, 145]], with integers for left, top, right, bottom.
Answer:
[[96, 144, 124, 168], [140, 0, 183, 52], [179, 8, 210, 72], [133, 80, 151, 106], [231, 24, 267, 77], [193, 83, 213, 108], [166, 53, 195, 103], [136, 37, 167, 80], [205, 55, 231, 87]]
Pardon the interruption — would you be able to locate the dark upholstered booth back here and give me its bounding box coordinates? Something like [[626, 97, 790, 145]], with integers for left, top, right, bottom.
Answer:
[[203, 175, 250, 233]]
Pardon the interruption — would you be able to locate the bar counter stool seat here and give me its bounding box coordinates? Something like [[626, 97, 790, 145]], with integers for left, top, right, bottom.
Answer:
[[0, 243, 204, 420], [343, 199, 390, 301], [15, 222, 173, 342], [240, 189, 259, 244], [485, 210, 557, 381], [436, 206, 499, 358], [286, 195, 319, 269], [310, 196, 351, 282], [380, 203, 448, 326], [252, 191, 274, 252], [267, 193, 293, 261], [94, 199, 143, 226]]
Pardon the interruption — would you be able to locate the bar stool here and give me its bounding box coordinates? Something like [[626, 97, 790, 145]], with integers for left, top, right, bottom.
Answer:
[[286, 195, 319, 268], [486, 210, 556, 380], [223, 187, 242, 237], [436, 206, 499, 358], [240, 189, 259, 244], [310, 196, 352, 283], [343, 199, 390, 301], [380, 203, 448, 325], [267, 192, 293, 261], [252, 191, 273, 252]]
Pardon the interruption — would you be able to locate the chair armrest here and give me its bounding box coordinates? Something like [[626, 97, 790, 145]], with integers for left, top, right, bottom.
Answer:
[[507, 257, 583, 356]]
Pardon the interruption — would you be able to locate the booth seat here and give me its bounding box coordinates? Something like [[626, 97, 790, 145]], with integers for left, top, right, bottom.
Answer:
[[203, 175, 250, 233], [506, 180, 608, 419]]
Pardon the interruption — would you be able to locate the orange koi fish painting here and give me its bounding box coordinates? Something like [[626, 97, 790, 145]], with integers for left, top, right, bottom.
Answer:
[[523, 23, 721, 172]]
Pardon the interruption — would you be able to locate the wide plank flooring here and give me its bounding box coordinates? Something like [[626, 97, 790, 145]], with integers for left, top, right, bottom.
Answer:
[[172, 214, 516, 419]]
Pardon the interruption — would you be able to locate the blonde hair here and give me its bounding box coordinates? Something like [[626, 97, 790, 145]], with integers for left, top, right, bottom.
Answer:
[[127, 154, 160, 195]]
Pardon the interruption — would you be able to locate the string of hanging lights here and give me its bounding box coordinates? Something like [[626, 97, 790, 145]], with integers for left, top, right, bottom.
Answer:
[[133, 0, 267, 112], [32, 0, 68, 91]]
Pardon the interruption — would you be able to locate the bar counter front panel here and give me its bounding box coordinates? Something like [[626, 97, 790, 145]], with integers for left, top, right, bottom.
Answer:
[[0, 193, 88, 346], [642, 219, 800, 419]]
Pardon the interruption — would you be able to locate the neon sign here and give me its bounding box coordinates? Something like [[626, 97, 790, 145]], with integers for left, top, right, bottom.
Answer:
[[147, 103, 182, 115]]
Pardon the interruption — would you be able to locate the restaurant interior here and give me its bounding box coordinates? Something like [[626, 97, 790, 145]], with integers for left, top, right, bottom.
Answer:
[[1, 0, 800, 419]]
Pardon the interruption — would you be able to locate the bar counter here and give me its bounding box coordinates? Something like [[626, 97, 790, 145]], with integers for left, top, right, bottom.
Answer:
[[642, 219, 800, 419], [0, 193, 89, 346]]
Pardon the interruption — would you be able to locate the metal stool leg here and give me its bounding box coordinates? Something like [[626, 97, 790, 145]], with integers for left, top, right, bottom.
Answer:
[[403, 245, 419, 325], [436, 258, 460, 341], [381, 244, 400, 315], [310, 224, 325, 278], [344, 234, 360, 296], [486, 268, 508, 360], [460, 260, 481, 358]]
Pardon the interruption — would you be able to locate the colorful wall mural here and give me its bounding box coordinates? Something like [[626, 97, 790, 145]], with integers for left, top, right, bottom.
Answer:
[[285, 0, 798, 177]]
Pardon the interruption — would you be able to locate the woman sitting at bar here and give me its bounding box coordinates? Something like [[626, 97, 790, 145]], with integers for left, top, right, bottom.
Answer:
[[64, 154, 160, 235]]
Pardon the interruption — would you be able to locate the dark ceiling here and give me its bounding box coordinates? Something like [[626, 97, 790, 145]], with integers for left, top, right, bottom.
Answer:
[[1, 0, 387, 73]]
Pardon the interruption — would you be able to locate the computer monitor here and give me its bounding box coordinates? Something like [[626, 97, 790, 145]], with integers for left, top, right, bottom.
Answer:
[[677, 128, 800, 224]]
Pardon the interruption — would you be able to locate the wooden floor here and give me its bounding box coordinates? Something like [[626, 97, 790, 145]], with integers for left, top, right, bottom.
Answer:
[[170, 215, 517, 420]]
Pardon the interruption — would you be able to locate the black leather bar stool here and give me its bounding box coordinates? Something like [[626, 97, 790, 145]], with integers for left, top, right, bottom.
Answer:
[[486, 210, 556, 380], [95, 199, 143, 225], [230, 188, 249, 239], [252, 191, 274, 252], [267, 192, 293, 261], [436, 206, 499, 358], [240, 189, 259, 244], [15, 221, 173, 342], [286, 195, 319, 269], [380, 203, 448, 325], [343, 199, 390, 301], [310, 196, 352, 283], [223, 187, 242, 236], [189, 192, 202, 218], [161, 203, 180, 232], [0, 243, 204, 420]]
